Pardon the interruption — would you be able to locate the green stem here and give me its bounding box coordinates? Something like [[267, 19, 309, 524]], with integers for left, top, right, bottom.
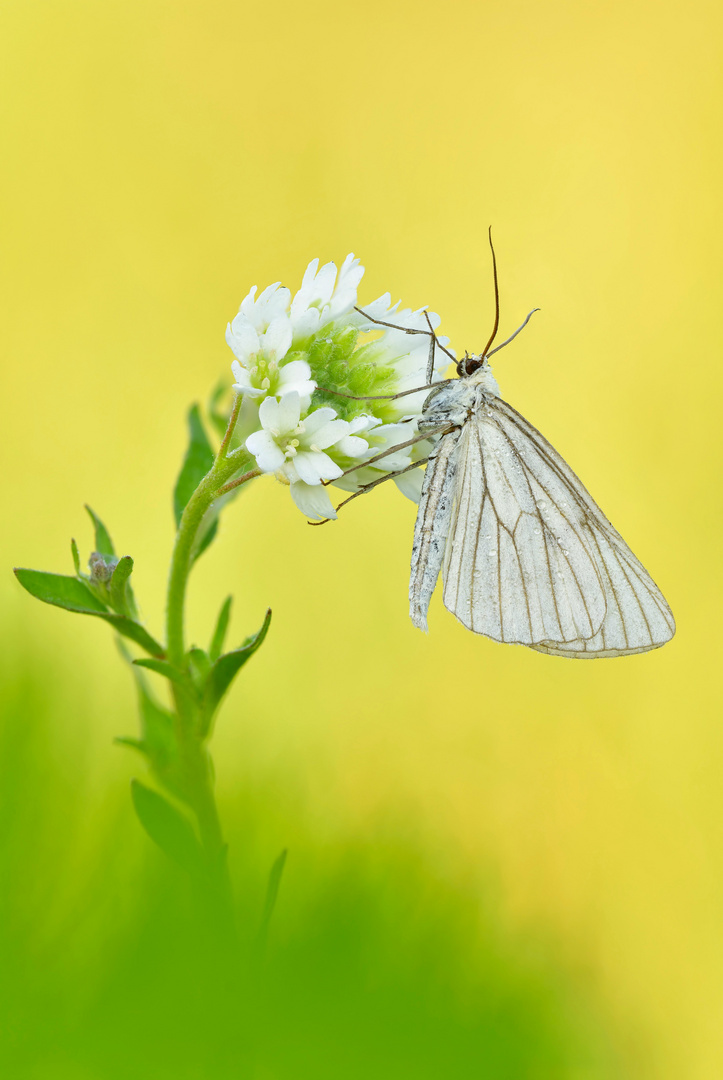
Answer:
[[166, 465, 229, 669], [164, 410, 260, 912]]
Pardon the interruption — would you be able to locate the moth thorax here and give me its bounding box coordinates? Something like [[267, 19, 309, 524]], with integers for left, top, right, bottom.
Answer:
[[469, 359, 501, 398]]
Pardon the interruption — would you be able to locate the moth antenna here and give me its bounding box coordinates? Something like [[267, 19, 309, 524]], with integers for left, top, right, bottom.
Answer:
[[480, 227, 500, 359], [486, 308, 541, 358]]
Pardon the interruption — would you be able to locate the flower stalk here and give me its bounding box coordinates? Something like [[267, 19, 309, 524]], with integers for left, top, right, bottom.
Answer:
[[164, 404, 258, 917]]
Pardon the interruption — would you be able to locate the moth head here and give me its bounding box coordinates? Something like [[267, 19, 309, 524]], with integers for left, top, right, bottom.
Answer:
[[457, 352, 487, 378]]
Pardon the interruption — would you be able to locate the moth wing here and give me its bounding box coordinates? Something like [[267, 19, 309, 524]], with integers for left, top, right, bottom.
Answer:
[[409, 430, 462, 632], [442, 399, 675, 656]]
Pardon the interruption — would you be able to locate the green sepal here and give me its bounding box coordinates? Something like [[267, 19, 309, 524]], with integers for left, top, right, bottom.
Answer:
[[209, 596, 232, 662], [85, 505, 115, 557], [14, 569, 164, 658], [71, 538, 80, 576], [131, 780, 203, 875], [199, 608, 271, 737], [109, 555, 137, 618]]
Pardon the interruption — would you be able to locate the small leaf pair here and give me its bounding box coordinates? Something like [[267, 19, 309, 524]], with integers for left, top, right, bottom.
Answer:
[[133, 605, 272, 738], [14, 506, 163, 658], [14, 568, 164, 657]]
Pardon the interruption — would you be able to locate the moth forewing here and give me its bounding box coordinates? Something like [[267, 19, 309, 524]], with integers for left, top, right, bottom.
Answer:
[[409, 430, 461, 632], [441, 415, 605, 645], [480, 397, 676, 655], [409, 365, 675, 657]]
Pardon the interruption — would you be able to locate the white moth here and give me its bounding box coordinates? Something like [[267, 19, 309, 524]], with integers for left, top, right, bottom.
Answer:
[[409, 348, 676, 658], [323, 239, 675, 658]]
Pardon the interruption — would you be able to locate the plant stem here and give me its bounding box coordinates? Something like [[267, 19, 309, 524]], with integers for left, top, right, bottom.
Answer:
[[166, 466, 228, 668], [164, 407, 259, 917]]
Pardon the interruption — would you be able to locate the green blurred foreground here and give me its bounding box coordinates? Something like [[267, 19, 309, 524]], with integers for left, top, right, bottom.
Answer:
[[0, 651, 623, 1079]]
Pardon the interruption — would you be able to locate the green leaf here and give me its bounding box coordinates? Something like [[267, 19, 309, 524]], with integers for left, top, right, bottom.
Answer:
[[70, 538, 80, 575], [15, 568, 109, 613], [209, 596, 232, 662], [100, 615, 164, 657], [133, 657, 191, 691], [15, 568, 165, 657], [131, 780, 203, 875], [120, 659, 186, 800], [199, 608, 271, 736], [207, 379, 231, 438], [114, 735, 145, 754], [109, 555, 136, 616], [187, 647, 210, 686], [174, 404, 215, 527], [261, 849, 287, 932], [192, 515, 218, 562], [256, 849, 288, 960], [85, 505, 115, 556]]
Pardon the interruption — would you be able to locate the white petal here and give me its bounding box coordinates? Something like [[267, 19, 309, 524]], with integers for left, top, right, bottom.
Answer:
[[394, 467, 425, 503], [300, 258, 320, 290], [347, 415, 380, 435], [293, 450, 343, 484], [275, 390, 302, 432], [257, 395, 282, 431], [370, 422, 410, 444], [238, 283, 289, 330], [279, 459, 299, 484], [329, 255, 364, 318], [290, 307, 321, 340], [279, 376, 317, 400], [311, 260, 338, 304], [290, 481, 337, 521], [354, 293, 395, 326], [327, 291, 357, 320], [246, 430, 286, 472], [231, 360, 249, 385], [336, 253, 363, 293], [257, 284, 291, 324], [278, 359, 314, 391], [231, 365, 265, 398], [255, 281, 283, 306], [262, 314, 292, 360], [306, 419, 350, 450], [301, 407, 340, 438], [335, 434, 369, 458], [238, 285, 258, 320], [226, 319, 260, 361]]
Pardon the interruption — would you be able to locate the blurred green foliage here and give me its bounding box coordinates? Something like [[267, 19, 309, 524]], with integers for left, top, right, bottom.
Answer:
[[0, 651, 623, 1080]]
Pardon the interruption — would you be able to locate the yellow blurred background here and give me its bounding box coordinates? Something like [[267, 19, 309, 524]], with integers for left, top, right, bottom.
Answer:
[[1, 0, 721, 1076]]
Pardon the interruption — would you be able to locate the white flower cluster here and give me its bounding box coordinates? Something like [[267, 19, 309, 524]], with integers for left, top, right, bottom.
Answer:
[[226, 255, 453, 520]]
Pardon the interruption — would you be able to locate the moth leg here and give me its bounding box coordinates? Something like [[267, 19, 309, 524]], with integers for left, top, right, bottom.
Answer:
[[353, 305, 434, 335], [355, 304, 456, 376], [309, 459, 430, 526], [314, 381, 453, 405], [320, 424, 455, 486]]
